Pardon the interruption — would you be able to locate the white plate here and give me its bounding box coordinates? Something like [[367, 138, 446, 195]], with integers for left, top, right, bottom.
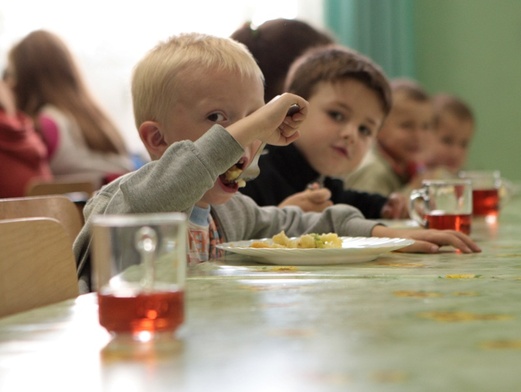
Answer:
[[216, 237, 415, 265]]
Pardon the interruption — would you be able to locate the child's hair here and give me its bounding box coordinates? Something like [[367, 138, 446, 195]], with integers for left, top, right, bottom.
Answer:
[[231, 18, 335, 102], [7, 30, 127, 154], [390, 78, 430, 103], [432, 93, 475, 128], [132, 32, 264, 129], [284, 45, 392, 115], [0, 79, 15, 116]]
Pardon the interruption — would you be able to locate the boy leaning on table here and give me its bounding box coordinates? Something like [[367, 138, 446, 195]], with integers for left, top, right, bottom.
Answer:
[[73, 32, 480, 293]]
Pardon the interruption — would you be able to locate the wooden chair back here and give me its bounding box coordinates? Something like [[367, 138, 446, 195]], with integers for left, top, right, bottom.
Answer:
[[25, 178, 96, 199], [0, 195, 84, 244], [0, 217, 79, 318]]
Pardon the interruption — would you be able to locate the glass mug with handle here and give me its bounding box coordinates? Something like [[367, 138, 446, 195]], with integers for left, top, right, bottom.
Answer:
[[409, 179, 473, 234], [458, 170, 501, 220], [92, 212, 187, 341]]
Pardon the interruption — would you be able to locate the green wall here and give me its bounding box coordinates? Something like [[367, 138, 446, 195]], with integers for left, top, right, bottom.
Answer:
[[413, 0, 521, 180]]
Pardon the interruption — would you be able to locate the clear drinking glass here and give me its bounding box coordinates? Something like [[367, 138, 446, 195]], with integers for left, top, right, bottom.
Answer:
[[92, 212, 187, 341], [459, 170, 501, 220], [409, 179, 473, 234]]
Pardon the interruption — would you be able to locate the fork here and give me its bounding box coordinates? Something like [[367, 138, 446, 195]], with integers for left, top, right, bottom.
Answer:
[[307, 174, 326, 190]]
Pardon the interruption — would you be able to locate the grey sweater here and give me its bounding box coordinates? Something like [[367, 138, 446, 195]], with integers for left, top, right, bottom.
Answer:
[[73, 125, 379, 292]]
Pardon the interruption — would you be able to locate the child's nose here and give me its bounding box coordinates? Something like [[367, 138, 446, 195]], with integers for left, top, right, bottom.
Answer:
[[340, 124, 358, 141]]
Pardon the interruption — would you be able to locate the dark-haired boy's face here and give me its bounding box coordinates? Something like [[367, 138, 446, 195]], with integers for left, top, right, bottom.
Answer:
[[294, 80, 384, 176]]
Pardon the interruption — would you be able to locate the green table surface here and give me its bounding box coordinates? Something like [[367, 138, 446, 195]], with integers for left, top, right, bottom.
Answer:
[[1, 197, 521, 392]]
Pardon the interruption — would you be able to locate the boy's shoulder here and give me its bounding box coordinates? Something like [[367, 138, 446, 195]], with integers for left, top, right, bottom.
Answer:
[[342, 149, 400, 195]]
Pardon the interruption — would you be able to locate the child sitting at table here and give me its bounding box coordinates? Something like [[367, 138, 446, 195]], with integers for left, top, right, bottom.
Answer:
[[342, 78, 434, 196], [240, 44, 408, 219], [73, 33, 480, 293], [422, 93, 475, 175], [0, 79, 53, 197]]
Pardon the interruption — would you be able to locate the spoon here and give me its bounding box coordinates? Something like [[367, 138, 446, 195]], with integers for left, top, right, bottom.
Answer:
[[238, 104, 301, 182]]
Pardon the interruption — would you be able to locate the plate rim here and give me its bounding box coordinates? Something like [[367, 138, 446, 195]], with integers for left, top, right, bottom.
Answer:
[[216, 236, 415, 251], [216, 236, 414, 265]]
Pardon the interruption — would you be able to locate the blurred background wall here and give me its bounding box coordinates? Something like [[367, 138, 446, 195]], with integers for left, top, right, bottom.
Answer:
[[1, 0, 519, 180]]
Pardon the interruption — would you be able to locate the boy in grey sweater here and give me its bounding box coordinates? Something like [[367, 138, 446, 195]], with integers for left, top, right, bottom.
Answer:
[[73, 33, 479, 293]]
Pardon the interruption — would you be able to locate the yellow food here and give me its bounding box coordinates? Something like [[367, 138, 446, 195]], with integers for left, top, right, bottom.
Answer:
[[224, 166, 242, 181], [250, 230, 342, 249], [223, 166, 246, 188]]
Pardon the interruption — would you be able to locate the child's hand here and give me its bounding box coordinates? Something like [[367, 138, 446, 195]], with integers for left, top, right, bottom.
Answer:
[[380, 192, 410, 219], [227, 93, 308, 148], [263, 93, 309, 145], [278, 187, 333, 212], [371, 226, 481, 254]]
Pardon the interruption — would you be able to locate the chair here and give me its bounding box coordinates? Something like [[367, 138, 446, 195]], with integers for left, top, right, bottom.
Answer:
[[0, 195, 84, 243], [25, 177, 96, 202], [0, 217, 79, 318]]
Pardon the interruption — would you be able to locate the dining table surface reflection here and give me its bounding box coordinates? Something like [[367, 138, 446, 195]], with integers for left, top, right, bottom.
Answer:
[[1, 197, 521, 391]]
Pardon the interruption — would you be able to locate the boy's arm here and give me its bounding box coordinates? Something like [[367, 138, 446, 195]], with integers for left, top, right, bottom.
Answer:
[[215, 195, 378, 243], [217, 195, 480, 255], [74, 125, 245, 290], [119, 126, 244, 213]]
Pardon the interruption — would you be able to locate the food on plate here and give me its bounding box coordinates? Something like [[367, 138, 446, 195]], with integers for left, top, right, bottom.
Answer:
[[250, 230, 342, 249]]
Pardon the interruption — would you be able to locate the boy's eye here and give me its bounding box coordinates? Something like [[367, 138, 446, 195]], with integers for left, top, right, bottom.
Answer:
[[359, 125, 372, 137], [400, 121, 414, 130], [207, 112, 226, 123], [327, 110, 344, 122], [422, 122, 433, 131], [441, 135, 455, 146]]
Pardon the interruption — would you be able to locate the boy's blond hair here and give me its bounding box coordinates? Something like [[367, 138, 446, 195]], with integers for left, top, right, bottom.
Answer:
[[131, 32, 264, 128]]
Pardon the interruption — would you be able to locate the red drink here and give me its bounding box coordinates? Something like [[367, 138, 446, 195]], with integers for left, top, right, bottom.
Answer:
[[426, 213, 471, 234], [98, 290, 184, 335], [472, 189, 499, 216]]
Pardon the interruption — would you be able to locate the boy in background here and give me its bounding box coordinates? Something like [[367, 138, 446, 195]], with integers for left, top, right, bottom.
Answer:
[[423, 93, 475, 174], [241, 45, 408, 219], [73, 33, 480, 293], [233, 19, 408, 218], [342, 79, 434, 196]]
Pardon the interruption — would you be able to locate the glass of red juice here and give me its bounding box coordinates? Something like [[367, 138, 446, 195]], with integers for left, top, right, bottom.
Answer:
[[459, 170, 501, 220], [92, 213, 187, 341], [409, 179, 473, 234]]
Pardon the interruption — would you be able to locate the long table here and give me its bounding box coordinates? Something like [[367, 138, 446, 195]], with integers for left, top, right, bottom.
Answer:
[[1, 197, 521, 391]]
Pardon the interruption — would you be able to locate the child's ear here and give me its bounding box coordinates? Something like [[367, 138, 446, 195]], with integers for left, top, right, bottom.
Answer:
[[138, 121, 168, 159]]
